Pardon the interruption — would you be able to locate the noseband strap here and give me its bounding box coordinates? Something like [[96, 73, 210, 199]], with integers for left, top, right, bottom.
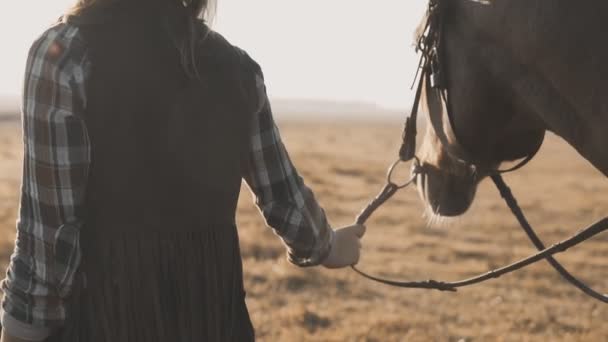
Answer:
[[398, 0, 473, 166]]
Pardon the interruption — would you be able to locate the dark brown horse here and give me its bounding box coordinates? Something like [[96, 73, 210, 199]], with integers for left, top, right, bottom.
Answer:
[[416, 0, 608, 217]]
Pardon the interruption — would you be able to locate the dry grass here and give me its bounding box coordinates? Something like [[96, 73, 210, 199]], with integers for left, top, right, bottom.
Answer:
[[1, 117, 607, 341]]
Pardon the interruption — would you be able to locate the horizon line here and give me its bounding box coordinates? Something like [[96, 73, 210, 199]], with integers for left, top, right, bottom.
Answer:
[[0, 94, 409, 114]]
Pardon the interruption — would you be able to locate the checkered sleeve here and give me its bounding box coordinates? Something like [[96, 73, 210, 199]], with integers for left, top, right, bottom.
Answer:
[[243, 73, 334, 267], [1, 23, 90, 340]]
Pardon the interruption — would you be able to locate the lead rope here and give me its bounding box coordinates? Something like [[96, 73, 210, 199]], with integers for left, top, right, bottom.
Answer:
[[491, 175, 608, 302], [350, 69, 608, 301], [351, 169, 608, 292]]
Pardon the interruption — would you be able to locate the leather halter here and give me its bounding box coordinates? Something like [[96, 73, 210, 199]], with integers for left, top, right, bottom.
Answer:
[[351, 0, 608, 303]]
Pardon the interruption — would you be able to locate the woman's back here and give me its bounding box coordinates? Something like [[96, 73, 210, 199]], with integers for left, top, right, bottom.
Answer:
[[54, 4, 258, 341], [71, 4, 257, 232]]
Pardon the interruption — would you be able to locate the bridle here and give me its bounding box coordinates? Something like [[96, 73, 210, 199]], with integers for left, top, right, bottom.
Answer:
[[351, 0, 608, 302]]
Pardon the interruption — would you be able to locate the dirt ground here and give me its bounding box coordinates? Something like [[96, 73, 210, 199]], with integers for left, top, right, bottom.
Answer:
[[0, 117, 606, 341]]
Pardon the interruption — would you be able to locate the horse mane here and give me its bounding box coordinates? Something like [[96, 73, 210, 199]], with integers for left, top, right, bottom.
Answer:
[[413, 9, 429, 47], [413, 0, 493, 47]]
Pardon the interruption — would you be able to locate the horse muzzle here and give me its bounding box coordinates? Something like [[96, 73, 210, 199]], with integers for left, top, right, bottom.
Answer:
[[413, 162, 477, 217]]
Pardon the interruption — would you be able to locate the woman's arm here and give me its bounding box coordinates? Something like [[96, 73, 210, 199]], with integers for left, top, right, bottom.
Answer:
[[1, 23, 90, 340], [243, 83, 333, 266], [243, 71, 364, 267]]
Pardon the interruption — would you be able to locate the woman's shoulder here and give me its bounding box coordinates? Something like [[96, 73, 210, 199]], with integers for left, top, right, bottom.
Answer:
[[196, 24, 265, 113], [27, 20, 88, 66], [197, 23, 262, 77]]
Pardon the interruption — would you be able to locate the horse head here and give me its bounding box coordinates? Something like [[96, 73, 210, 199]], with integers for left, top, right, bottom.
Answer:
[[413, 0, 546, 217]]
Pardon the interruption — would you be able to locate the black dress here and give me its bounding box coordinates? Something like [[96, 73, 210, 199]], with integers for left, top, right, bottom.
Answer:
[[51, 3, 260, 341]]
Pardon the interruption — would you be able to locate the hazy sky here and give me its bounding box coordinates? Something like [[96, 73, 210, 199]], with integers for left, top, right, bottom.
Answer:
[[0, 1, 426, 109]]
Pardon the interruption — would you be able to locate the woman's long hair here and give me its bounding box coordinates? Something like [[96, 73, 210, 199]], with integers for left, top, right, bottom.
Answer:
[[67, 0, 216, 79]]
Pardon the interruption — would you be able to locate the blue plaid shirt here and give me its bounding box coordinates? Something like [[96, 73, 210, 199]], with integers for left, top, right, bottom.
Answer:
[[1, 21, 333, 340]]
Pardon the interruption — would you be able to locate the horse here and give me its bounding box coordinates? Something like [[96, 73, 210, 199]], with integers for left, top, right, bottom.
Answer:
[[415, 0, 608, 217]]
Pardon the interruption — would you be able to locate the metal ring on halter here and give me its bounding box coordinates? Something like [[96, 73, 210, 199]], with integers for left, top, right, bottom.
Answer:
[[387, 157, 420, 189]]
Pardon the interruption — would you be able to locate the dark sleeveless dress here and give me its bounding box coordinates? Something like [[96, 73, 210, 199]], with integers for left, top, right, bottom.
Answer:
[[49, 4, 260, 341]]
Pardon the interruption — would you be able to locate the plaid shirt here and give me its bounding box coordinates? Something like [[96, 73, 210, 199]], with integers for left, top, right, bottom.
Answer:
[[1, 22, 333, 340]]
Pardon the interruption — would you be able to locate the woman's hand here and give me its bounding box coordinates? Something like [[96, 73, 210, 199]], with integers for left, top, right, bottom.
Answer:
[[322, 224, 366, 268]]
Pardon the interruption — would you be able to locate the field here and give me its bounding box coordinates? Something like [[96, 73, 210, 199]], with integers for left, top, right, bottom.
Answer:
[[0, 116, 607, 341]]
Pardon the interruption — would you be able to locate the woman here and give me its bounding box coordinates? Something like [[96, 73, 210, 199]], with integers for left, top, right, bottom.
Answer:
[[0, 0, 365, 341]]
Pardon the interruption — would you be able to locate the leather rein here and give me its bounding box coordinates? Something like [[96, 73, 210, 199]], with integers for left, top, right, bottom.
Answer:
[[351, 0, 608, 302]]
